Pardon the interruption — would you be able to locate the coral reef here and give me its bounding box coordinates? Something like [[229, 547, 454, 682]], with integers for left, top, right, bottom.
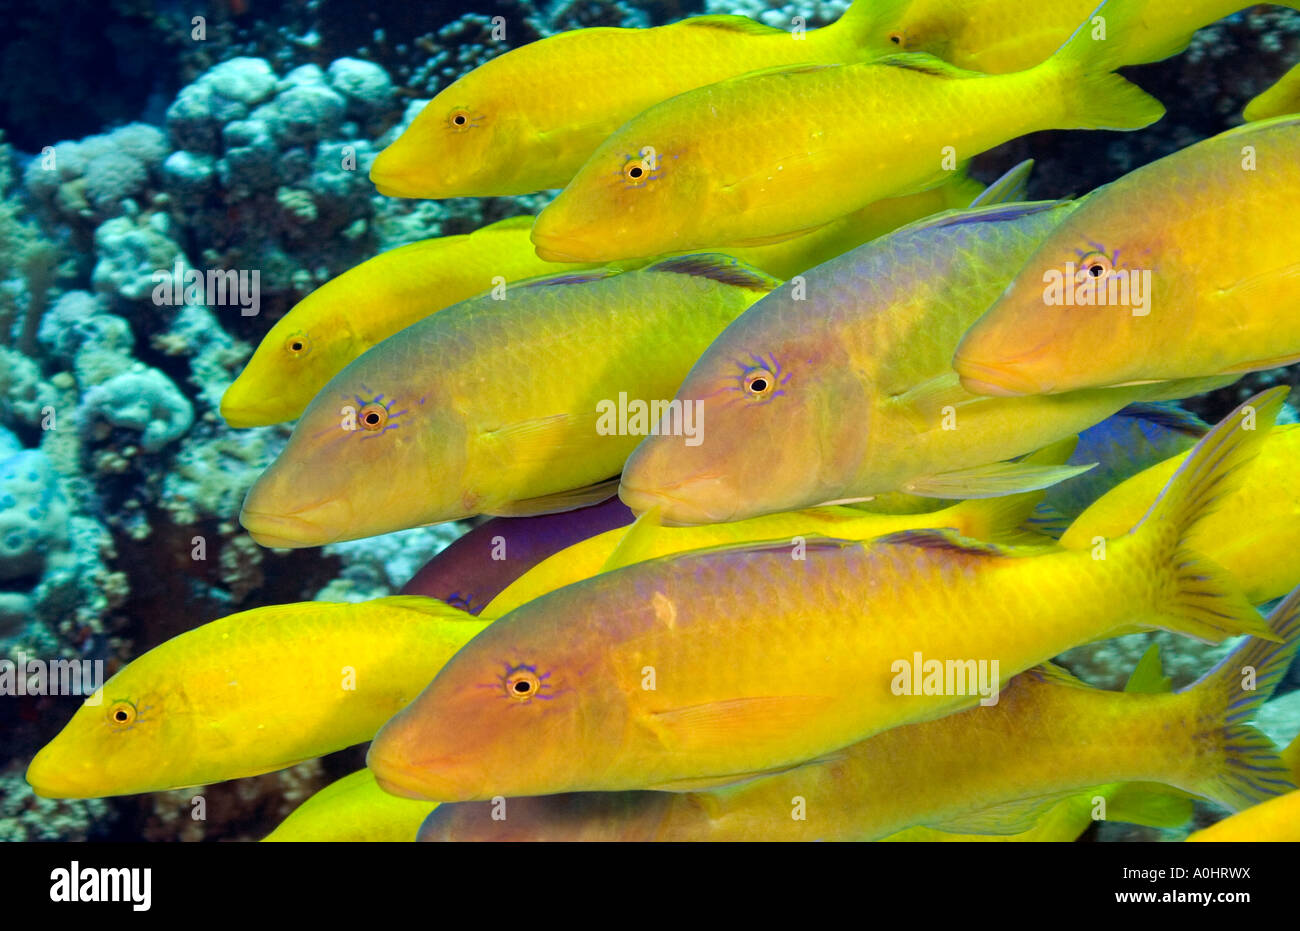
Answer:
[[0, 0, 1295, 844]]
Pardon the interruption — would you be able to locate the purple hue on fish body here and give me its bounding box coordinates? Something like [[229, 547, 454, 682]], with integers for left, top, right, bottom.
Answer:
[[399, 497, 635, 613]]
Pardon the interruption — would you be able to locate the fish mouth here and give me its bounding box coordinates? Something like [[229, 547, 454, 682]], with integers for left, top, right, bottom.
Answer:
[[618, 479, 738, 526], [368, 744, 483, 802], [530, 232, 592, 263], [239, 507, 339, 548], [218, 395, 291, 429], [368, 149, 437, 199], [951, 357, 1048, 397], [26, 750, 96, 799]]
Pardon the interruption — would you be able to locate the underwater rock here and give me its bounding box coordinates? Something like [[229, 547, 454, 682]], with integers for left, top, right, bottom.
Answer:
[[79, 368, 194, 454], [327, 58, 397, 120], [90, 213, 187, 304], [0, 448, 69, 582]]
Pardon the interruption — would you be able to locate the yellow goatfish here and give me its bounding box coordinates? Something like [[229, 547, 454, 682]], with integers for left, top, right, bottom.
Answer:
[[485, 485, 1052, 617], [220, 217, 603, 428], [263, 769, 435, 842], [239, 255, 777, 548], [1185, 789, 1300, 841], [530, 0, 1163, 262], [25, 597, 488, 798], [1063, 424, 1300, 604], [954, 115, 1300, 396], [866, 0, 1298, 74], [724, 160, 1030, 281], [369, 2, 884, 198], [416, 602, 1298, 839], [1187, 728, 1300, 841], [1245, 60, 1300, 122], [618, 201, 1233, 526], [365, 390, 1280, 802]]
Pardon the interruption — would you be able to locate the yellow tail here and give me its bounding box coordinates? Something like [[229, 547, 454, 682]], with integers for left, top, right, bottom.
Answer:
[[1043, 0, 1166, 130], [1122, 387, 1286, 642]]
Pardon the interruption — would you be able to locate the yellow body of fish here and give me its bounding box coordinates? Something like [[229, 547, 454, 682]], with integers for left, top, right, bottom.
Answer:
[[1187, 789, 1300, 841], [883, 783, 1191, 842], [867, 0, 1298, 73], [724, 170, 987, 279], [220, 217, 603, 428], [485, 491, 1047, 617], [1062, 424, 1300, 604], [25, 597, 487, 798], [366, 392, 1280, 802], [239, 256, 778, 548], [954, 116, 1300, 396], [1188, 729, 1300, 840], [263, 769, 435, 842], [530, 0, 1163, 262], [369, 4, 882, 198], [418, 616, 1294, 840], [1245, 60, 1300, 121]]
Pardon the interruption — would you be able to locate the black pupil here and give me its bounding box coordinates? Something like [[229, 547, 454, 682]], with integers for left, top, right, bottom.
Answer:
[[292, 342, 302, 350], [115, 711, 127, 721], [1089, 265, 1104, 277], [454, 115, 465, 124], [891, 34, 900, 43], [366, 412, 380, 424], [514, 680, 530, 693], [750, 378, 768, 392], [629, 165, 642, 178]]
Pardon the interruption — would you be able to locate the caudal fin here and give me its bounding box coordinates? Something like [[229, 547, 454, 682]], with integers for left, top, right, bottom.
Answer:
[[1180, 584, 1300, 811], [1124, 387, 1286, 643], [1043, 0, 1165, 131]]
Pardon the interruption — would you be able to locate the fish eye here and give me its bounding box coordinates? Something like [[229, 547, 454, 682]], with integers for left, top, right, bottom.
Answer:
[[744, 368, 776, 398], [107, 701, 137, 727], [505, 668, 541, 701], [447, 108, 475, 132], [284, 333, 311, 357], [1078, 253, 1113, 280], [359, 403, 388, 431], [888, 31, 903, 45]]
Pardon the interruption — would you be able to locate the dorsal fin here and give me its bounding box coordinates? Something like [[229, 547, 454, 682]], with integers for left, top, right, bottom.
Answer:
[[872, 527, 1012, 557], [871, 51, 971, 78], [1115, 402, 1209, 439], [1124, 643, 1172, 694], [678, 14, 786, 36], [647, 254, 779, 292], [969, 160, 1034, 208], [373, 595, 489, 622], [519, 267, 623, 288], [1021, 661, 1094, 690], [891, 200, 1071, 240]]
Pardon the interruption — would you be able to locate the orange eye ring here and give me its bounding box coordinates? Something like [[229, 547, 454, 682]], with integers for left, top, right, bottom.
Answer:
[[623, 160, 649, 183], [505, 668, 541, 701], [744, 368, 776, 398], [358, 403, 388, 431], [284, 333, 311, 357], [107, 700, 137, 727], [1078, 252, 1114, 280], [447, 108, 474, 131]]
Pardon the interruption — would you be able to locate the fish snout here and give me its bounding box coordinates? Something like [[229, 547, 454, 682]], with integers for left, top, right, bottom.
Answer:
[[367, 740, 484, 803], [239, 482, 354, 548], [951, 358, 1041, 397], [618, 476, 739, 526]]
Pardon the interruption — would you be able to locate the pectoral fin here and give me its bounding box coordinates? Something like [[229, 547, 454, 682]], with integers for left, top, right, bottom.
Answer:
[[487, 478, 621, 517], [643, 695, 839, 752], [903, 461, 1096, 499]]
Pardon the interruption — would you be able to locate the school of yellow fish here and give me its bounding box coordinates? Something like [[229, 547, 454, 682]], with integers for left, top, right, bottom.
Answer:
[[27, 0, 1300, 842]]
